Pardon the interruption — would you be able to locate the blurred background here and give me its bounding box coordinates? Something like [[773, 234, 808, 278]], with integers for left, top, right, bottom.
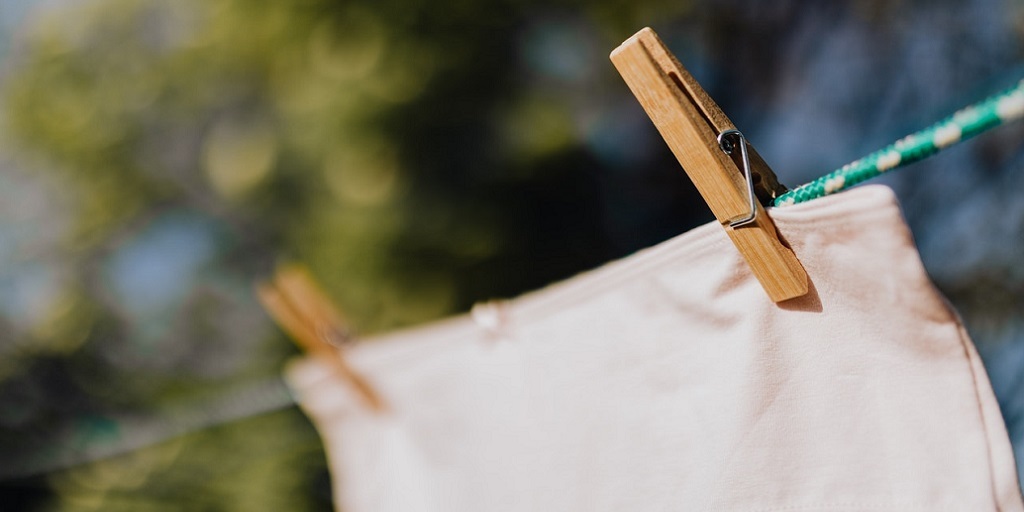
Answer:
[[0, 0, 1022, 509]]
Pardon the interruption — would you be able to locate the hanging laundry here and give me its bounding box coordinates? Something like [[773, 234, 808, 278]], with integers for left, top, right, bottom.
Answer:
[[285, 185, 1023, 512]]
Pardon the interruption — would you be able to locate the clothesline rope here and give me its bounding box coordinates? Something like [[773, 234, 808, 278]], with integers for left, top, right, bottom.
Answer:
[[12, 79, 1024, 483], [774, 79, 1024, 207], [2, 377, 298, 480]]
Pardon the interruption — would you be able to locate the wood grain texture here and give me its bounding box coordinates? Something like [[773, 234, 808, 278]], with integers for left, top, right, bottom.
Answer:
[[611, 28, 807, 302]]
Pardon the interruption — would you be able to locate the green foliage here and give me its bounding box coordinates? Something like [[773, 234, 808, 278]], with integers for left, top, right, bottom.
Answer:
[[4, 0, 1022, 509], [0, 0, 681, 509], [46, 410, 329, 512]]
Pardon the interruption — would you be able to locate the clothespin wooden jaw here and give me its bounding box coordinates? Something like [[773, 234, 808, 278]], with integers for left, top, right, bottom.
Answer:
[[611, 28, 808, 302], [256, 265, 386, 411]]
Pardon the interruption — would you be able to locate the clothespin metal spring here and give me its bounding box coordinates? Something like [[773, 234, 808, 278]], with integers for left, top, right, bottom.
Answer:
[[717, 129, 758, 228]]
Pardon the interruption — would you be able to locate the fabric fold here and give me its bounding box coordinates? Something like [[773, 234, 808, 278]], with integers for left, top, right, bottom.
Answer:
[[286, 185, 1023, 512]]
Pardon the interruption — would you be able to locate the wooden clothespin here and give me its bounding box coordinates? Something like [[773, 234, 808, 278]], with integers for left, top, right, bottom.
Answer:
[[611, 28, 808, 302], [256, 265, 386, 411]]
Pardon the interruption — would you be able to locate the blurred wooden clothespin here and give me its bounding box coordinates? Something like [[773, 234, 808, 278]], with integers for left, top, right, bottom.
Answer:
[[611, 28, 808, 302], [256, 265, 385, 411]]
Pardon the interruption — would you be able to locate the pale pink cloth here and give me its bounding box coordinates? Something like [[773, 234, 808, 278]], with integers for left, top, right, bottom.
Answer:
[[286, 185, 1023, 511]]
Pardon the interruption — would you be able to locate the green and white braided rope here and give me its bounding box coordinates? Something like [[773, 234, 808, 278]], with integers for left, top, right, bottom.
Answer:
[[774, 79, 1024, 207]]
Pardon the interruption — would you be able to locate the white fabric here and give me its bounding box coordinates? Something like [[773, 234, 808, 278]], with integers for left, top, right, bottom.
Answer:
[[286, 185, 1023, 511]]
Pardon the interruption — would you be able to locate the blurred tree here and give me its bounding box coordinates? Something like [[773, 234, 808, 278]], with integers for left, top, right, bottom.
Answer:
[[2, 0, 1023, 509], [0, 0, 696, 509]]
